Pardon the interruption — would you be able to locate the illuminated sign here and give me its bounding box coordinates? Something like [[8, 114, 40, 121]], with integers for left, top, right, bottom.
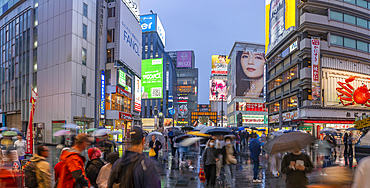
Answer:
[[237, 115, 266, 124], [116, 86, 132, 99], [134, 76, 141, 112], [211, 55, 230, 75], [118, 70, 126, 87], [269, 114, 280, 123], [119, 112, 132, 120], [282, 111, 298, 122], [311, 37, 321, 105], [177, 86, 192, 93], [141, 58, 163, 99], [100, 71, 105, 117], [236, 102, 266, 112], [326, 124, 354, 129], [355, 116, 370, 129]]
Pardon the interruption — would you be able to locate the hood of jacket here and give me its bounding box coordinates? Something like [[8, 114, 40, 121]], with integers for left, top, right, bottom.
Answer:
[[60, 147, 86, 163], [30, 154, 46, 162]]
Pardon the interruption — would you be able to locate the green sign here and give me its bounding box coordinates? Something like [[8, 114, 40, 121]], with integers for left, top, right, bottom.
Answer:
[[141, 58, 163, 99], [118, 69, 126, 87], [299, 126, 312, 131]]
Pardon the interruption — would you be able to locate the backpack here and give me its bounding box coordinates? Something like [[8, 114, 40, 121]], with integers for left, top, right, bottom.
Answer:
[[112, 154, 143, 188], [24, 160, 42, 188]]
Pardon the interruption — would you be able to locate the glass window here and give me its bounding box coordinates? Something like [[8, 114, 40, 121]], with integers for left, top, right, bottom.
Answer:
[[83, 3, 88, 17], [82, 76, 86, 94], [357, 41, 368, 52], [107, 49, 113, 63], [357, 0, 368, 8], [282, 98, 289, 110], [105, 94, 111, 110], [357, 17, 368, 28], [344, 38, 356, 49], [343, 0, 355, 4], [273, 102, 280, 112], [82, 24, 87, 40], [330, 11, 343, 21], [82, 48, 87, 65], [344, 14, 356, 25], [107, 29, 114, 42], [108, 7, 115, 17], [283, 71, 290, 82], [290, 65, 297, 78], [289, 96, 298, 108], [330, 35, 343, 46]]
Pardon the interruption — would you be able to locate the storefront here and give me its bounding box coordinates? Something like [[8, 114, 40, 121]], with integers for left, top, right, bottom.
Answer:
[[297, 120, 355, 140]]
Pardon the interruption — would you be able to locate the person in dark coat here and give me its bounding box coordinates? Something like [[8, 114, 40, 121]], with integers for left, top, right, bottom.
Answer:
[[348, 132, 354, 168], [85, 147, 104, 188], [220, 137, 237, 188], [249, 134, 263, 183], [202, 139, 218, 187], [149, 135, 162, 160], [343, 133, 349, 166]]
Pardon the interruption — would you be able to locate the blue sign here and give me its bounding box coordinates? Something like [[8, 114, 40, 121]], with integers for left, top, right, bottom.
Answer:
[[140, 14, 156, 32], [100, 71, 105, 116], [169, 108, 175, 115]]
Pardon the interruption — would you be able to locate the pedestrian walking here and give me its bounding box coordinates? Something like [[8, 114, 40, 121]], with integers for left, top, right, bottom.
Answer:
[[107, 126, 161, 188], [214, 137, 224, 179], [202, 139, 218, 187], [149, 135, 162, 161], [29, 144, 52, 188], [347, 132, 354, 168], [54, 148, 70, 186], [249, 134, 263, 183], [96, 152, 119, 188], [281, 149, 314, 188], [13, 135, 26, 161], [221, 137, 237, 188], [57, 133, 92, 188], [86, 147, 104, 188], [323, 135, 334, 168]]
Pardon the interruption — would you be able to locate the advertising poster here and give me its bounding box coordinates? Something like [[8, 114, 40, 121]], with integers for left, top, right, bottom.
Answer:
[[134, 76, 141, 112], [235, 51, 265, 98], [282, 111, 298, 121], [119, 1, 142, 75], [311, 37, 321, 105], [211, 55, 230, 75], [140, 14, 156, 32], [177, 51, 192, 68], [236, 102, 266, 112], [269, 114, 280, 123], [118, 70, 126, 87], [156, 16, 166, 46], [122, 0, 140, 21], [209, 80, 227, 101], [265, 0, 296, 54], [141, 58, 163, 99]]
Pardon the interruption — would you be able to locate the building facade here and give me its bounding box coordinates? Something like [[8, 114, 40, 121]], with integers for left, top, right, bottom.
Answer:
[[227, 42, 267, 128], [140, 14, 177, 131], [168, 50, 198, 126], [265, 0, 370, 137]]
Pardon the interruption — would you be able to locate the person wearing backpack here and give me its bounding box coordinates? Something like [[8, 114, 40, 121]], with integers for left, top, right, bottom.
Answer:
[[85, 147, 104, 188], [27, 144, 52, 188], [57, 133, 92, 188], [107, 126, 160, 188]]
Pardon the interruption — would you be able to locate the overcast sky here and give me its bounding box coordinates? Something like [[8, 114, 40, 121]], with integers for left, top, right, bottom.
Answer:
[[140, 0, 265, 104]]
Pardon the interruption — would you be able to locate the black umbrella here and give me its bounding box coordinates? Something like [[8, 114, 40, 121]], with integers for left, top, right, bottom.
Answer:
[[250, 127, 259, 131], [204, 127, 231, 135], [171, 129, 183, 137], [230, 127, 239, 131], [263, 132, 316, 154], [181, 126, 194, 131], [173, 134, 194, 143]]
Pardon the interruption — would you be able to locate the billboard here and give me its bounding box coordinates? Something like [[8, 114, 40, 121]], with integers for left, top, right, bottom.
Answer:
[[265, 0, 296, 54], [122, 0, 140, 21], [177, 51, 192, 68], [134, 76, 141, 112], [156, 16, 166, 47], [118, 69, 131, 93], [119, 1, 142, 75], [141, 58, 163, 99], [235, 51, 265, 98], [311, 37, 321, 105], [209, 80, 227, 101], [100, 71, 105, 117], [211, 55, 230, 75], [140, 14, 166, 47]]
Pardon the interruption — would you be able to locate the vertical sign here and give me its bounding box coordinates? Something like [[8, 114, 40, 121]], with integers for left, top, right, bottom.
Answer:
[[134, 76, 141, 112], [101, 71, 105, 118], [118, 69, 126, 87], [311, 37, 321, 105], [26, 86, 37, 154]]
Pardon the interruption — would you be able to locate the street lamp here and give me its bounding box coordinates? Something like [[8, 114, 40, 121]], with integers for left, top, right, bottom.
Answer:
[[215, 91, 224, 127]]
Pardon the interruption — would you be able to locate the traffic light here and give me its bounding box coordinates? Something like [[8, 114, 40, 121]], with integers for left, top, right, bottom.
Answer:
[[237, 113, 242, 127]]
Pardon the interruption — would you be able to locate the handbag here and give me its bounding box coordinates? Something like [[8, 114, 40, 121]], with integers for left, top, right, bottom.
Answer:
[[199, 167, 206, 183], [226, 147, 237, 164], [149, 148, 156, 157]]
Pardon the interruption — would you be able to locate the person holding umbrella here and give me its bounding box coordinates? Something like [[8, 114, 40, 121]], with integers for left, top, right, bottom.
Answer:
[[149, 135, 162, 161], [221, 137, 237, 188], [281, 149, 314, 188], [202, 139, 218, 187]]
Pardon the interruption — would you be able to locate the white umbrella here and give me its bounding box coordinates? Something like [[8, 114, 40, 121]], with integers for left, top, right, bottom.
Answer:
[[53, 130, 70, 137], [61, 124, 79, 129], [270, 130, 285, 137], [92, 129, 110, 137], [10, 128, 20, 132], [193, 125, 207, 131], [147, 131, 165, 143], [179, 137, 204, 147], [109, 130, 122, 135], [199, 126, 215, 134]]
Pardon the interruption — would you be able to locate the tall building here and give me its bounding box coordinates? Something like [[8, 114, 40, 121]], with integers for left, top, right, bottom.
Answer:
[[227, 42, 267, 128], [168, 50, 198, 126], [265, 0, 370, 136], [140, 13, 177, 131]]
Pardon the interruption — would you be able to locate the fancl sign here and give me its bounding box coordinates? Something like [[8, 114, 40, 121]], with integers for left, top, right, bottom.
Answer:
[[100, 71, 105, 118]]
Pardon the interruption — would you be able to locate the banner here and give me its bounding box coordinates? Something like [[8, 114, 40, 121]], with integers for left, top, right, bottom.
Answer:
[[211, 55, 230, 75], [134, 76, 141, 112], [141, 58, 163, 99], [311, 37, 321, 105], [177, 51, 192, 68], [26, 86, 37, 154], [209, 80, 227, 101]]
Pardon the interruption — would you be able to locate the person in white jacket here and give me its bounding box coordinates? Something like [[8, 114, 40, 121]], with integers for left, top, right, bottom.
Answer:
[[352, 156, 370, 188], [96, 152, 119, 188]]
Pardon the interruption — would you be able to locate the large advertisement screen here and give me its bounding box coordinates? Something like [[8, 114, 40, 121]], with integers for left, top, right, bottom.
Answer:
[[119, 1, 142, 75], [265, 0, 296, 54], [140, 14, 156, 32], [235, 51, 265, 98], [141, 58, 163, 99], [177, 51, 192, 68], [209, 80, 227, 101], [211, 55, 230, 75], [323, 69, 370, 109], [134, 76, 141, 112]]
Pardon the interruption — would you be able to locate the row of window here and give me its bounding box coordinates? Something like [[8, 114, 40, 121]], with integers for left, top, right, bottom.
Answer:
[[331, 34, 370, 52], [330, 10, 370, 29], [105, 94, 132, 114], [268, 96, 298, 113], [268, 65, 298, 90], [339, 0, 370, 9]]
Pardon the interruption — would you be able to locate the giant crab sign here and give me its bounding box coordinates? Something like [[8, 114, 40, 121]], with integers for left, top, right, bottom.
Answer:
[[336, 76, 370, 107]]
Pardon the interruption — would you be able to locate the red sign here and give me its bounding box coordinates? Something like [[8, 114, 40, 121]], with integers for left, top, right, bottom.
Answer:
[[26, 86, 37, 154], [211, 70, 227, 75], [119, 112, 132, 121], [236, 102, 266, 112], [116, 86, 132, 99], [134, 103, 141, 112]]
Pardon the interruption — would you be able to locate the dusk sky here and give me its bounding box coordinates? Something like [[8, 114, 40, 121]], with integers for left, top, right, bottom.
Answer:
[[141, 0, 265, 104]]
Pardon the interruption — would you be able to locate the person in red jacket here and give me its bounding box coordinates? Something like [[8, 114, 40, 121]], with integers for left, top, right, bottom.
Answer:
[[54, 148, 70, 184], [57, 133, 92, 188]]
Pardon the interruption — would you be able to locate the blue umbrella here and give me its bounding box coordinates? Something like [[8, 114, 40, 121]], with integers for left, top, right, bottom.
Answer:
[[346, 128, 357, 131], [238, 127, 244, 131], [258, 129, 266, 131], [284, 130, 294, 133]]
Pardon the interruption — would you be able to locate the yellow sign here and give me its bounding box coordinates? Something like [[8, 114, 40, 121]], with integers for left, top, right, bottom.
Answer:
[[355, 117, 370, 129]]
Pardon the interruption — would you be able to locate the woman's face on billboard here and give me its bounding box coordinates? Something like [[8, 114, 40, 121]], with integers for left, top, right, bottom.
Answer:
[[240, 51, 264, 78], [211, 80, 226, 98]]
